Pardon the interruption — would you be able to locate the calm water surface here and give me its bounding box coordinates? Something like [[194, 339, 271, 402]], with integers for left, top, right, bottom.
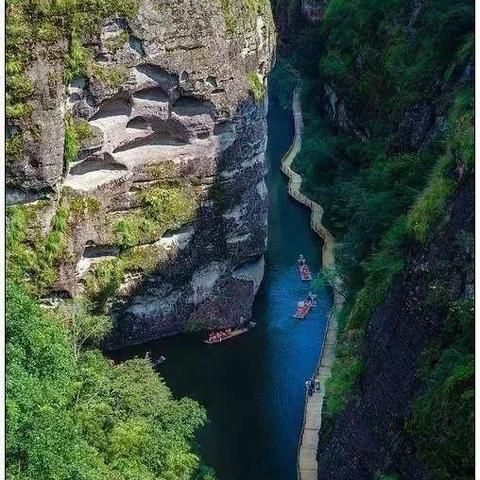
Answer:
[[114, 84, 331, 480]]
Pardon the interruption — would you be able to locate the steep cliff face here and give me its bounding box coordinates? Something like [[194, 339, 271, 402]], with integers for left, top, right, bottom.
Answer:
[[269, 0, 300, 40], [322, 83, 369, 142], [270, 0, 326, 43], [317, 177, 474, 479], [7, 0, 275, 347], [268, 0, 474, 476]]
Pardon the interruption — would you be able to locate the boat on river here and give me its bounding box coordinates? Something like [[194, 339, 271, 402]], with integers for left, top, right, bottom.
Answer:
[[293, 293, 317, 319], [145, 351, 166, 366], [204, 322, 256, 344], [153, 356, 166, 366], [297, 254, 313, 281]]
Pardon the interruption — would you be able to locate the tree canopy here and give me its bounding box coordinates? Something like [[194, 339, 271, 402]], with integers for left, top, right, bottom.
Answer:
[[6, 282, 215, 480]]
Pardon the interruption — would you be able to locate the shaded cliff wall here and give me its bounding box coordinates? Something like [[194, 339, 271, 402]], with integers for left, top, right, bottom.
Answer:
[[265, 0, 474, 478], [270, 0, 327, 46], [270, 0, 300, 41], [6, 0, 276, 347], [317, 177, 474, 479]]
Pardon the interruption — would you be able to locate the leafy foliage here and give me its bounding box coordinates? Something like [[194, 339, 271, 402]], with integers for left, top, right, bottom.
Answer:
[[377, 474, 399, 480], [114, 185, 199, 250], [268, 59, 297, 110], [409, 299, 474, 478], [220, 0, 238, 33], [91, 63, 129, 89], [285, 0, 474, 472], [6, 187, 105, 296], [6, 133, 24, 157], [247, 71, 265, 102], [64, 35, 90, 82], [407, 156, 454, 243], [220, 0, 270, 34], [82, 244, 167, 313], [6, 201, 71, 294], [7, 282, 214, 480], [287, 0, 474, 325], [323, 328, 362, 416], [64, 115, 93, 166]]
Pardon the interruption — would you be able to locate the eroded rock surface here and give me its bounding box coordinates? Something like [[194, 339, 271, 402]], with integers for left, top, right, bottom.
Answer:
[[6, 43, 66, 196], [9, 0, 276, 347]]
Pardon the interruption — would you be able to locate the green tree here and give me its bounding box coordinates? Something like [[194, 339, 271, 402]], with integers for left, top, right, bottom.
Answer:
[[6, 283, 215, 479]]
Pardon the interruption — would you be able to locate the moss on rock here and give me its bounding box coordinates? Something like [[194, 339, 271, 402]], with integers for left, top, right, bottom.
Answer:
[[247, 71, 264, 102]]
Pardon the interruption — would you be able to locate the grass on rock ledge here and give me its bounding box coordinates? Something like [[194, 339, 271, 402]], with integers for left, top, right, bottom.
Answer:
[[85, 183, 201, 312]]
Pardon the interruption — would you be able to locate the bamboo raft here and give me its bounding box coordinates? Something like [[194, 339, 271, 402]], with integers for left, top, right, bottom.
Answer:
[[204, 322, 256, 344], [293, 294, 317, 319]]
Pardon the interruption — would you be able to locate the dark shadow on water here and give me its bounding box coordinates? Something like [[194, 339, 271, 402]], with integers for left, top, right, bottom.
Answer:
[[112, 83, 332, 480]]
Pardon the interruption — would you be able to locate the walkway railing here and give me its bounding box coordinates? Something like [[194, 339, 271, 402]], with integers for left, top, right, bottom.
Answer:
[[280, 83, 344, 480]]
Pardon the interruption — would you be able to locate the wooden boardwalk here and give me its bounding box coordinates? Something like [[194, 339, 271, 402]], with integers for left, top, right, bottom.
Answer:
[[280, 83, 344, 480]]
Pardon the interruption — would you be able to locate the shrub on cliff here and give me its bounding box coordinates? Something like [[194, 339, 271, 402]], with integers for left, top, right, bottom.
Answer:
[[409, 299, 474, 478], [287, 0, 474, 475]]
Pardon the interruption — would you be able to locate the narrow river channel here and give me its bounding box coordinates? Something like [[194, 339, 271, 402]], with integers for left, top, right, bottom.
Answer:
[[114, 81, 332, 480]]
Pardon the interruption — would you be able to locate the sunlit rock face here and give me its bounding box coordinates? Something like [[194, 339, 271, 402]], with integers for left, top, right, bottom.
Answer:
[[6, 42, 67, 199], [8, 0, 276, 347]]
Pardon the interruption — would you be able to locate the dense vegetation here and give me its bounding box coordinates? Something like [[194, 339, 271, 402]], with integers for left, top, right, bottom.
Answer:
[[7, 283, 215, 480], [275, 0, 474, 477], [409, 298, 474, 479], [6, 1, 214, 478]]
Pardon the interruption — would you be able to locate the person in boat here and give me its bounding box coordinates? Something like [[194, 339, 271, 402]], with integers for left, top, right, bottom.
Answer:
[[300, 263, 311, 278], [298, 254, 306, 265], [296, 301, 306, 316], [209, 330, 221, 342]]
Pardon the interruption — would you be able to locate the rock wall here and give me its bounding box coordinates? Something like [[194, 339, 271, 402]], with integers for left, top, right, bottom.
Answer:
[[7, 0, 276, 348], [322, 84, 369, 142], [270, 0, 327, 44], [270, 0, 302, 45], [317, 178, 474, 479], [6, 42, 67, 200], [301, 0, 328, 21]]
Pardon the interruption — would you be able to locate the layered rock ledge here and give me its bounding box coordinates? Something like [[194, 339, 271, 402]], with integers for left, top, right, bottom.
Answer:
[[7, 0, 276, 347]]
